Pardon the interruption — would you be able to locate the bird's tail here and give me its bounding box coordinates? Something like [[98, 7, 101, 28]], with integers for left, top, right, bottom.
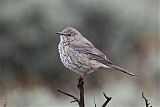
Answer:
[[105, 63, 138, 77]]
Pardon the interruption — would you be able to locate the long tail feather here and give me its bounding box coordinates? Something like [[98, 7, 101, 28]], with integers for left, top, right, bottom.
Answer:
[[107, 64, 138, 77]]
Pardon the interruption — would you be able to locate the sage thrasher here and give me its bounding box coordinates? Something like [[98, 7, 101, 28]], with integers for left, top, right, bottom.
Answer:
[[57, 27, 137, 78]]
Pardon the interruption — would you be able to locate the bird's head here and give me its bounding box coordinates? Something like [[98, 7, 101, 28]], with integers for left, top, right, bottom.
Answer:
[[56, 27, 82, 41]]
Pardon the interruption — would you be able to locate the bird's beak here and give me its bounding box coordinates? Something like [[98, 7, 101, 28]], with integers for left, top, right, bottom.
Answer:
[[56, 32, 67, 35]]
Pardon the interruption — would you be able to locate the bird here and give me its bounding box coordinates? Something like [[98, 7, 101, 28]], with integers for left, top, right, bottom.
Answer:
[[56, 27, 137, 78]]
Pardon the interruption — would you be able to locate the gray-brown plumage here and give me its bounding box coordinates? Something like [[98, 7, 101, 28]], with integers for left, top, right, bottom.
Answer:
[[57, 27, 137, 77]]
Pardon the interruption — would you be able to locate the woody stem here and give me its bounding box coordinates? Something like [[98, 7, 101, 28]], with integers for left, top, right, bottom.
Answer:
[[77, 77, 85, 107]]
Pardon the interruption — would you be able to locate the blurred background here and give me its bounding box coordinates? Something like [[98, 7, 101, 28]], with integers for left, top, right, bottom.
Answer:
[[0, 0, 159, 107]]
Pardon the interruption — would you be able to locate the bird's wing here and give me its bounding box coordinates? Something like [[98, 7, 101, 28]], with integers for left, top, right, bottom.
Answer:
[[69, 41, 113, 65], [69, 42, 137, 77]]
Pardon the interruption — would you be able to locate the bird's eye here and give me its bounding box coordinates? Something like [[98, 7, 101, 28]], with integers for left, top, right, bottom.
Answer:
[[66, 34, 71, 36]]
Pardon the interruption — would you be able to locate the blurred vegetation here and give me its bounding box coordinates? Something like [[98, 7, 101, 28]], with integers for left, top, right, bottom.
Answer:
[[0, 0, 159, 107]]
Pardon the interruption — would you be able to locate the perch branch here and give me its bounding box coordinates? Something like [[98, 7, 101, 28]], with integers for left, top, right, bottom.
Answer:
[[57, 89, 80, 105], [102, 92, 112, 107], [142, 92, 152, 107], [57, 77, 85, 107], [58, 77, 112, 107], [77, 77, 85, 107]]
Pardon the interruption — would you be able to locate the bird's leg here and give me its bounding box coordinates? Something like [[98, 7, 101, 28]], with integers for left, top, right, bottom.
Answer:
[[77, 73, 87, 81]]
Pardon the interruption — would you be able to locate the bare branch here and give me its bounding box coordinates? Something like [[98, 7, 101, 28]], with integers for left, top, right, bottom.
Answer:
[[57, 77, 85, 107], [57, 89, 80, 105], [102, 92, 112, 107], [142, 92, 152, 107], [77, 77, 85, 107], [58, 78, 113, 107], [93, 98, 97, 107]]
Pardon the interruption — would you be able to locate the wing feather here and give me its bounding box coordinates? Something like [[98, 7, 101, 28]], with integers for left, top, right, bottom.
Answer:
[[69, 41, 113, 65]]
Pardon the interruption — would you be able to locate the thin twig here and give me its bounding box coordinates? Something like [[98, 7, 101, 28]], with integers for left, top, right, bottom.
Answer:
[[102, 92, 112, 107], [57, 89, 80, 105], [77, 77, 85, 107], [93, 97, 97, 107], [57, 77, 85, 107], [142, 92, 152, 107]]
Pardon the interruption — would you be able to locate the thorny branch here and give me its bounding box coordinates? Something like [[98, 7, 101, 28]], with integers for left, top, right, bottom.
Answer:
[[142, 92, 152, 107]]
